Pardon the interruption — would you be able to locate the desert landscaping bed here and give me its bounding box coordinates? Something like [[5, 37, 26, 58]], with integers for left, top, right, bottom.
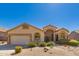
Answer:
[[15, 46, 79, 56], [1, 45, 79, 56]]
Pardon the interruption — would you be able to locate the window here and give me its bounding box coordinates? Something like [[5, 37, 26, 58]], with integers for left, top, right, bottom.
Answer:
[[60, 32, 65, 39], [56, 34, 58, 41]]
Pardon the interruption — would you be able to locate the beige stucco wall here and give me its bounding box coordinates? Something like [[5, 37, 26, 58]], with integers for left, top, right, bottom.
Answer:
[[7, 25, 44, 44]]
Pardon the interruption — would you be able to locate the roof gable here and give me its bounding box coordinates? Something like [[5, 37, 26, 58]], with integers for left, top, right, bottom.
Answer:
[[43, 24, 57, 29], [56, 28, 69, 32], [0, 28, 6, 32]]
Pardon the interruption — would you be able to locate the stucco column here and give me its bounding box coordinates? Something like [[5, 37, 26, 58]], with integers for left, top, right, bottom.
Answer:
[[53, 33, 56, 42], [58, 34, 60, 40], [32, 34, 34, 42]]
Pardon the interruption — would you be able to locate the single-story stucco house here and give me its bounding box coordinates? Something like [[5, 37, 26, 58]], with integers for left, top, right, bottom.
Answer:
[[1, 23, 77, 45], [4, 23, 69, 45]]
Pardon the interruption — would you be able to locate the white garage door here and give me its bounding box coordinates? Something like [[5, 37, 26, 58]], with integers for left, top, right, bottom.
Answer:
[[10, 35, 31, 45]]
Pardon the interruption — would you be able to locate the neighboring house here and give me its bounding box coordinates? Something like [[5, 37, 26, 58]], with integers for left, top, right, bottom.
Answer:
[[7, 23, 44, 45], [0, 28, 7, 44], [68, 31, 79, 40]]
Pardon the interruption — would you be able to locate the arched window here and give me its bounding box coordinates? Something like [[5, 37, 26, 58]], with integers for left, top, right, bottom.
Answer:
[[34, 33, 40, 42]]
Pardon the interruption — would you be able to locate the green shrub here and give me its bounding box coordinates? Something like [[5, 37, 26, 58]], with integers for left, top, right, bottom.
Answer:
[[38, 42, 47, 47], [56, 39, 69, 45], [68, 40, 79, 46], [27, 42, 37, 47], [46, 42, 55, 47], [15, 46, 22, 54]]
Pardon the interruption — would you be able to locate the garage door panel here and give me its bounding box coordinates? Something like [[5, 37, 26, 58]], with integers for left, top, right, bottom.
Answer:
[[10, 35, 31, 45]]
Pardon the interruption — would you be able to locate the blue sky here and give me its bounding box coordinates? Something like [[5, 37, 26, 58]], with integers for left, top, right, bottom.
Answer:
[[0, 3, 79, 31]]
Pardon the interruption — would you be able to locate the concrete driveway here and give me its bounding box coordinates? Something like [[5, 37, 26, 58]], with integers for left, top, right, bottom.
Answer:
[[0, 45, 15, 56], [0, 45, 27, 56], [0, 50, 14, 56]]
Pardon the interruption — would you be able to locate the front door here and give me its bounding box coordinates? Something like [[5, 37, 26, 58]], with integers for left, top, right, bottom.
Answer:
[[56, 34, 58, 41], [51, 34, 54, 41]]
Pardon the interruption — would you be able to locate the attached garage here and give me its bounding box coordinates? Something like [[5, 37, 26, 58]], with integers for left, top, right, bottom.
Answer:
[[9, 34, 31, 45], [7, 23, 44, 45]]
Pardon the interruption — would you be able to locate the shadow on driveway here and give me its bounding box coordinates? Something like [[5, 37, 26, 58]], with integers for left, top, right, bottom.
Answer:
[[0, 44, 28, 50]]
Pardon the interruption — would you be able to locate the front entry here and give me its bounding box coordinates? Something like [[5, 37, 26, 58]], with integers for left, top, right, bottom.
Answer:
[[44, 30, 54, 42]]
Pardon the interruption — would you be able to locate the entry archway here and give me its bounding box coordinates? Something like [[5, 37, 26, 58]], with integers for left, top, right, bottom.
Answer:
[[44, 29, 54, 42]]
